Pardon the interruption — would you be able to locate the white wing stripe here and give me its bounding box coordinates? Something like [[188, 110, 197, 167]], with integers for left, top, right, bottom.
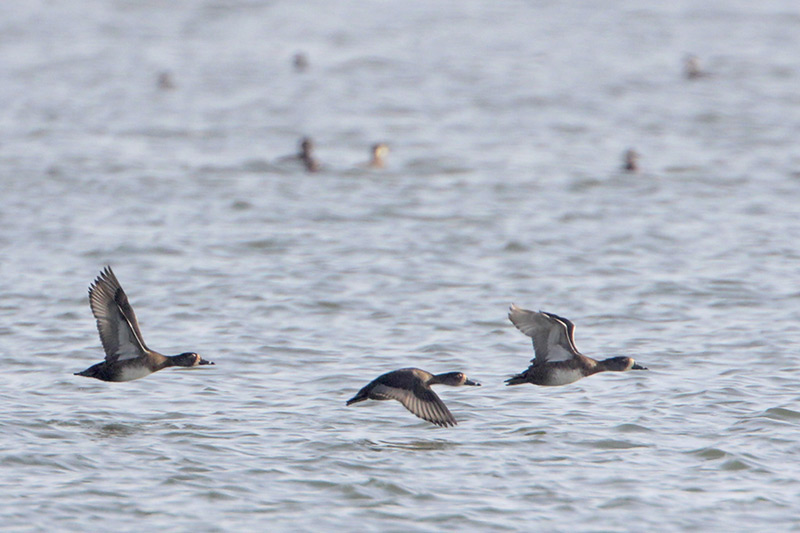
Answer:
[[115, 302, 147, 360]]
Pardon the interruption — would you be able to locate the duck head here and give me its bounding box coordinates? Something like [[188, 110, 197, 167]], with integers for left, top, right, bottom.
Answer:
[[300, 137, 314, 157], [370, 143, 389, 167], [173, 352, 214, 367], [433, 372, 481, 387], [602, 356, 647, 372]]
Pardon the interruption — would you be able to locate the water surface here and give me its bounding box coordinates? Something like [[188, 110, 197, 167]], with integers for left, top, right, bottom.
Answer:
[[2, 1, 800, 531]]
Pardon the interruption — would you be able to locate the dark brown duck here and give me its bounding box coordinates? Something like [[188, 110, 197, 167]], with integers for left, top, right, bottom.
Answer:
[[347, 368, 480, 427]]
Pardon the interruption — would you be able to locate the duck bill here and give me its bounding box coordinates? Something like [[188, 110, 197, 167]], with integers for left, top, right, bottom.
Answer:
[[631, 363, 647, 370], [465, 378, 481, 386], [198, 358, 215, 365]]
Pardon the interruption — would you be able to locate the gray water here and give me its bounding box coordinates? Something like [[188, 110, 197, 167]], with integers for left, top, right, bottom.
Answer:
[[2, 1, 800, 531]]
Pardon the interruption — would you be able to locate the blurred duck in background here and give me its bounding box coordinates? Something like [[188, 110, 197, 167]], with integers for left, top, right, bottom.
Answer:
[[623, 148, 639, 173], [684, 54, 704, 80], [366, 142, 389, 169]]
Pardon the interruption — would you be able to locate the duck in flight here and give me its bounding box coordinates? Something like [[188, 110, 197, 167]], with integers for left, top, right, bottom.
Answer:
[[347, 368, 481, 427], [505, 304, 647, 386], [75, 267, 213, 382]]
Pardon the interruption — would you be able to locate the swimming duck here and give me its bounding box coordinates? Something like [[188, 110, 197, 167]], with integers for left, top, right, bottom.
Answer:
[[75, 267, 213, 382], [623, 149, 639, 172], [366, 143, 389, 169], [157, 71, 175, 90], [293, 52, 309, 72], [684, 54, 703, 80], [505, 305, 647, 386], [299, 137, 320, 173], [347, 368, 480, 427]]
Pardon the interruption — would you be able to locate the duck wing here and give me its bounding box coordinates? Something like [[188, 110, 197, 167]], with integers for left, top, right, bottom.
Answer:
[[508, 304, 580, 364], [370, 372, 457, 427], [89, 267, 149, 363], [540, 311, 580, 354]]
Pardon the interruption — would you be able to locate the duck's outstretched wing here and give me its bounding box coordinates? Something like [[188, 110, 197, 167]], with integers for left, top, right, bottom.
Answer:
[[370, 380, 457, 428], [508, 304, 580, 364], [89, 266, 149, 363]]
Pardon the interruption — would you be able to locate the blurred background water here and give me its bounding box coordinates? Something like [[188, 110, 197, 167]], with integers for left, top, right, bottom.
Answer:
[[2, 0, 800, 531]]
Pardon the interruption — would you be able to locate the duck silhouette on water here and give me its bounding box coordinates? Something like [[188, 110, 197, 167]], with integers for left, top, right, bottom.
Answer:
[[347, 368, 481, 427], [366, 143, 389, 169], [623, 149, 639, 173], [274, 137, 320, 172], [506, 304, 647, 386], [684, 54, 704, 80], [298, 137, 320, 172], [292, 52, 309, 73], [75, 267, 213, 382]]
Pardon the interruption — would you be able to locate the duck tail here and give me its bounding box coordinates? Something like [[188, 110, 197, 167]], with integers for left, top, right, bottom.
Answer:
[[346, 392, 368, 406], [505, 373, 528, 386], [74, 363, 102, 379]]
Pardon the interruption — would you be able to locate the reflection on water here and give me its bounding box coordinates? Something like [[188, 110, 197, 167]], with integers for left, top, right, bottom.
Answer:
[[363, 439, 460, 452], [94, 423, 141, 438]]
